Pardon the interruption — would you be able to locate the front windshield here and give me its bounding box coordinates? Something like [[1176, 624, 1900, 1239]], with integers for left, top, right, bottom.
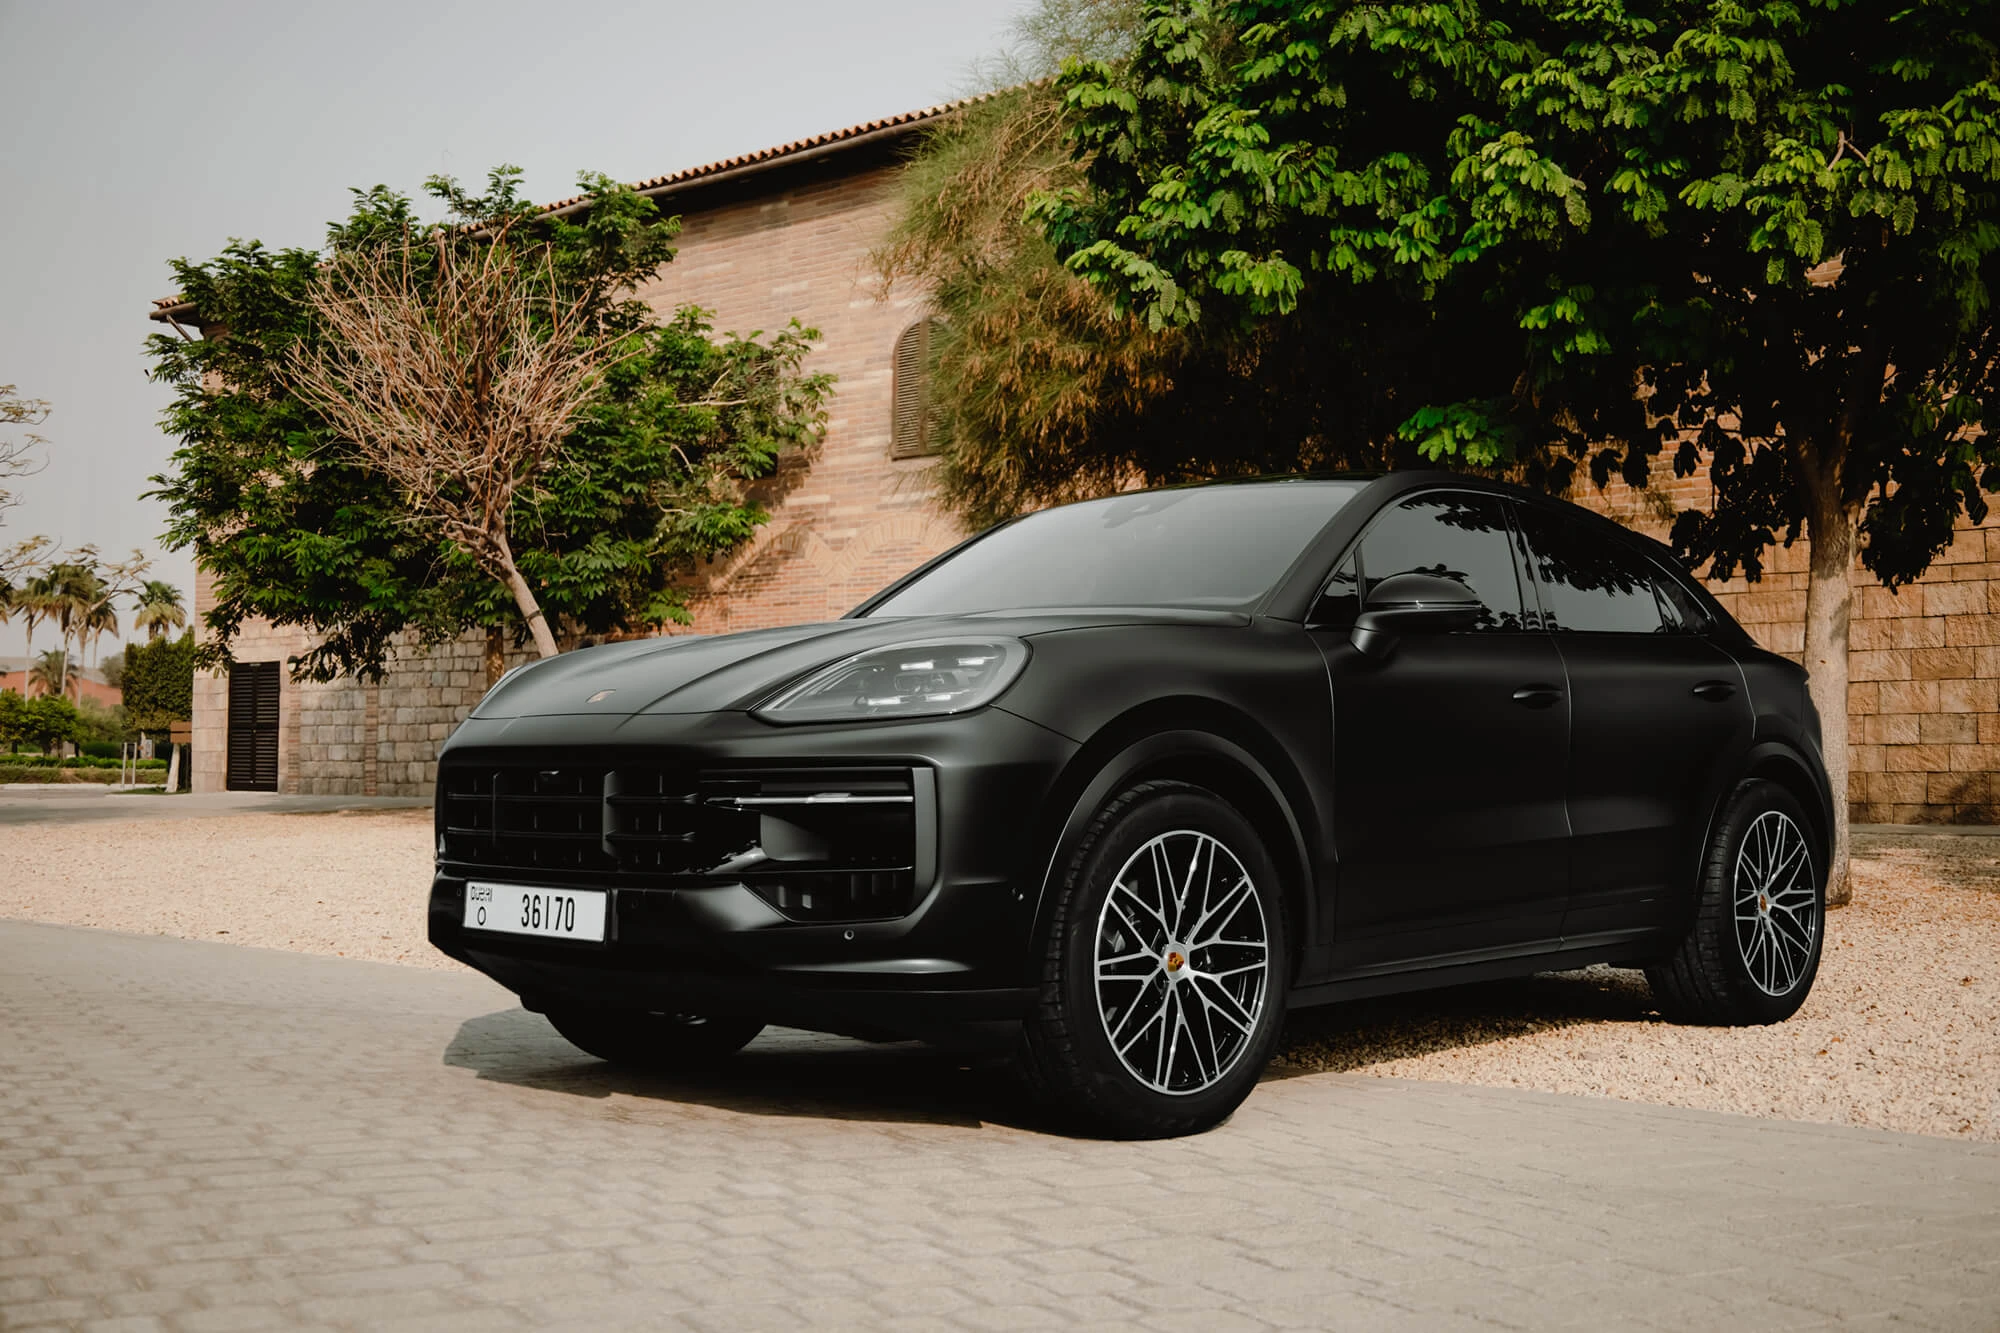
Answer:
[[863, 480, 1364, 617]]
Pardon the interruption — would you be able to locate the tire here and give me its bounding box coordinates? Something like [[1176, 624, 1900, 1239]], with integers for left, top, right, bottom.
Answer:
[[1645, 778, 1825, 1025], [1021, 781, 1291, 1138], [545, 1008, 764, 1069]]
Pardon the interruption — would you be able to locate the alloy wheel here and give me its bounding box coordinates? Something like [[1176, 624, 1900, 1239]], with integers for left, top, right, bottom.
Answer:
[[1093, 829, 1270, 1096], [1732, 809, 1818, 997]]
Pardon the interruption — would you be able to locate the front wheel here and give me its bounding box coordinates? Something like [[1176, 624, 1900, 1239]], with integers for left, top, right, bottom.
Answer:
[[544, 1008, 764, 1070], [1021, 781, 1290, 1138], [1646, 778, 1825, 1025]]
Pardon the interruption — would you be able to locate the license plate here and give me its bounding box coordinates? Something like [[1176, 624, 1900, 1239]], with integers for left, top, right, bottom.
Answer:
[[463, 882, 607, 943]]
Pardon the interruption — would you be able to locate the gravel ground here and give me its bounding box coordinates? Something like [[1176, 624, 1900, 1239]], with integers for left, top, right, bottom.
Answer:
[[0, 809, 449, 969], [3, 810, 1994, 1139]]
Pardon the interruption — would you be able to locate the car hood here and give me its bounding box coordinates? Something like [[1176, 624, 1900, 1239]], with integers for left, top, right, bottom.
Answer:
[[470, 608, 1249, 719]]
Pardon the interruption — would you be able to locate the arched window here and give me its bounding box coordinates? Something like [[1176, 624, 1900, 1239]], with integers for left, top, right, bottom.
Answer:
[[891, 318, 943, 459]]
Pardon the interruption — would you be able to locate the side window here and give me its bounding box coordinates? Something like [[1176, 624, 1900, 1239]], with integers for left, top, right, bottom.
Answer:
[[1517, 508, 1669, 634], [1654, 574, 1710, 634], [1311, 554, 1361, 628], [1357, 492, 1528, 632]]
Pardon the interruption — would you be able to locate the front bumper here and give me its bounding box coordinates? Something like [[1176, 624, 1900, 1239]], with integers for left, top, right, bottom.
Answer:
[[426, 704, 1076, 1049]]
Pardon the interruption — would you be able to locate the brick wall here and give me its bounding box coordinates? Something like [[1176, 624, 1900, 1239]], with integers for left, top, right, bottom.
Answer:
[[630, 162, 965, 633]]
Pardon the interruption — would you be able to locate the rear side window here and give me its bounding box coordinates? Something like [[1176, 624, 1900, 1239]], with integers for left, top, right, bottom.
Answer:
[[1517, 507, 1673, 634], [1355, 492, 1529, 632]]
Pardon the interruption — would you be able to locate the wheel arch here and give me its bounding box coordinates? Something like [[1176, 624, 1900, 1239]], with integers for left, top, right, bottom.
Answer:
[[1685, 740, 1835, 922], [1740, 740, 1837, 872], [1022, 698, 1321, 985]]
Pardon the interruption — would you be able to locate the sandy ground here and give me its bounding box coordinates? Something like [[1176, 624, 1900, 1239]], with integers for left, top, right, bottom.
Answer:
[[3, 811, 1995, 1139], [0, 809, 449, 969]]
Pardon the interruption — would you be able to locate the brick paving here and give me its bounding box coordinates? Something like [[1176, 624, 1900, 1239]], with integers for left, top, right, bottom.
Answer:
[[3, 920, 1997, 1331]]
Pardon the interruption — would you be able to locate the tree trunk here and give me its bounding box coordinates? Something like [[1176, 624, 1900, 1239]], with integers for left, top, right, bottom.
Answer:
[[488, 534, 559, 659], [484, 625, 507, 689], [1802, 481, 1856, 909]]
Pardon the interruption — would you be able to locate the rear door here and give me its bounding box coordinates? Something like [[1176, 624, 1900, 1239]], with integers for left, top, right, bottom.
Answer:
[[1311, 490, 1571, 969], [1512, 505, 1753, 940]]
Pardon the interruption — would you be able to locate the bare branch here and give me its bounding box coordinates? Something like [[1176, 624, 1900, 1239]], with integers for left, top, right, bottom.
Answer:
[[288, 231, 634, 657]]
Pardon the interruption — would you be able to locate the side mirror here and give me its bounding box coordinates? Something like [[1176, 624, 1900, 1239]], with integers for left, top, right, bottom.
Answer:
[[1350, 572, 1484, 658]]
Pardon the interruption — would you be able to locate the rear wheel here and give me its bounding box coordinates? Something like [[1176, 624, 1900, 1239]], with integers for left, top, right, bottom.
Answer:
[[1021, 781, 1290, 1138], [544, 1008, 764, 1069], [1646, 778, 1824, 1025]]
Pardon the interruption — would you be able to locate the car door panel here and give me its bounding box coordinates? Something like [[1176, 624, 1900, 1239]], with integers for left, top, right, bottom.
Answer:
[[1513, 506, 1756, 938], [1311, 491, 1570, 969]]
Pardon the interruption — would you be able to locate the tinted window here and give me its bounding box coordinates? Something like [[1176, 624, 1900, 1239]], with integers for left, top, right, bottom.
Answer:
[[1518, 508, 1669, 633], [1312, 553, 1362, 628], [1357, 492, 1528, 632], [864, 481, 1363, 616], [1654, 574, 1709, 633]]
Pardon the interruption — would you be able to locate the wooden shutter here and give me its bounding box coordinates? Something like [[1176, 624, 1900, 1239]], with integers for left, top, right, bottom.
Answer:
[[225, 661, 281, 792], [891, 319, 942, 459]]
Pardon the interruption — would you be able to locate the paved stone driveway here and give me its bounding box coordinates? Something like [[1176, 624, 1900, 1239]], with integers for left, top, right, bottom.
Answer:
[[2, 921, 1996, 1331]]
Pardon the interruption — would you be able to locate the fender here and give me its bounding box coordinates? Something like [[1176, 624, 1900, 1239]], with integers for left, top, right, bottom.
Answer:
[[1740, 737, 1838, 866], [1022, 723, 1321, 986], [1672, 736, 1838, 943]]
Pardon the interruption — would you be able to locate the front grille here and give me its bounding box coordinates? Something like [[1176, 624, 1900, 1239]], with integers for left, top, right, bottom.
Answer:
[[438, 761, 921, 921]]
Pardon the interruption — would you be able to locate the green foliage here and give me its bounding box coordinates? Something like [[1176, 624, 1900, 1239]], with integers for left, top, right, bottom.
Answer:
[[882, 6, 1402, 530], [1033, 0, 2000, 586], [121, 631, 195, 736], [132, 581, 186, 640], [0, 689, 22, 752], [147, 169, 832, 680], [18, 695, 78, 754]]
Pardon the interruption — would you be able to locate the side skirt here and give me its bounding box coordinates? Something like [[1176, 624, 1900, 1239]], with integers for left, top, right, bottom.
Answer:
[[1286, 930, 1664, 1009]]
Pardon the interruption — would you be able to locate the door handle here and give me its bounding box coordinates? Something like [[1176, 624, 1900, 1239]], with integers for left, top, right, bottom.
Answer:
[[1692, 679, 1737, 703], [1511, 684, 1564, 709]]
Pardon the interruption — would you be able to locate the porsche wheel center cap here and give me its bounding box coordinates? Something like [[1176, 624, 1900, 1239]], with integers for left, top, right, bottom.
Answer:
[[1165, 950, 1186, 974]]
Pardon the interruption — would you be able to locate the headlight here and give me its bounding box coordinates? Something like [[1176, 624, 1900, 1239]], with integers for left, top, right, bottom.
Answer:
[[754, 638, 1030, 724]]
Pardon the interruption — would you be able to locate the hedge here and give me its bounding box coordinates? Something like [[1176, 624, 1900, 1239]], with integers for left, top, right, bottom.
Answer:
[[0, 755, 168, 771], [0, 765, 166, 785]]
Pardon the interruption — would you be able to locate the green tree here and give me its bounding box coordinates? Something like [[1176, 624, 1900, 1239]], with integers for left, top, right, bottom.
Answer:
[[880, 0, 1404, 530], [148, 168, 832, 682], [1031, 0, 2000, 901], [20, 694, 78, 755], [0, 689, 24, 754], [121, 632, 195, 737]]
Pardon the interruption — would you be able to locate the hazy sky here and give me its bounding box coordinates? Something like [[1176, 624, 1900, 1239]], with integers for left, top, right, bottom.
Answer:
[[0, 0, 1031, 657]]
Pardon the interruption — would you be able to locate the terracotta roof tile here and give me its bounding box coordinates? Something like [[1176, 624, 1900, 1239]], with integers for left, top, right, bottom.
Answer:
[[537, 90, 996, 214]]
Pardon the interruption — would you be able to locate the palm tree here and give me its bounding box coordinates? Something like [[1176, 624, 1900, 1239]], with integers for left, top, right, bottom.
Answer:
[[28, 649, 75, 701], [14, 571, 60, 673], [37, 563, 93, 694], [133, 580, 186, 641]]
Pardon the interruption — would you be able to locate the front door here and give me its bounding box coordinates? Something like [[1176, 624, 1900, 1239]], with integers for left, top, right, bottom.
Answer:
[[1312, 491, 1571, 970], [1513, 506, 1754, 939], [226, 661, 281, 792]]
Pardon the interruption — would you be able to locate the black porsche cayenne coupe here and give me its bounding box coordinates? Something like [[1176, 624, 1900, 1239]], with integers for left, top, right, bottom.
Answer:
[[429, 471, 1832, 1137]]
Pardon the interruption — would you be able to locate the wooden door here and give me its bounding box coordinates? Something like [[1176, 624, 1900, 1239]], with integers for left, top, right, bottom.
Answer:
[[225, 661, 280, 792]]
